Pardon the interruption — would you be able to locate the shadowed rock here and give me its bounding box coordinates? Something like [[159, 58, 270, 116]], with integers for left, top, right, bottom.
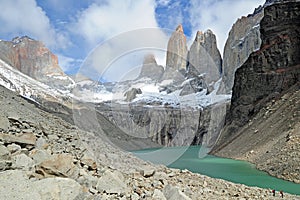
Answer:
[[138, 54, 164, 81]]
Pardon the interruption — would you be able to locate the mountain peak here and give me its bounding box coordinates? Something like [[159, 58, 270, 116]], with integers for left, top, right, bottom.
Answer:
[[138, 53, 164, 81], [175, 24, 184, 33], [0, 37, 74, 89], [12, 36, 34, 44], [143, 53, 157, 65]]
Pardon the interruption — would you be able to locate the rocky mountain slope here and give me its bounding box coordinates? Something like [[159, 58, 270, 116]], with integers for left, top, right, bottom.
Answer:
[[1, 85, 298, 199], [0, 36, 74, 90], [212, 0, 300, 183]]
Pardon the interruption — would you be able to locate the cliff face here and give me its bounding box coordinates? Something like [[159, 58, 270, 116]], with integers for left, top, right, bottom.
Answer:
[[98, 104, 225, 148], [165, 25, 188, 73], [0, 36, 73, 89], [212, 1, 300, 155], [229, 1, 299, 129], [188, 30, 222, 84], [221, 9, 263, 94]]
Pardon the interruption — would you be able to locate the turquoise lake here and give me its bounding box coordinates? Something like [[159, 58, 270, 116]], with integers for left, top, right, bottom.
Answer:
[[133, 146, 300, 195]]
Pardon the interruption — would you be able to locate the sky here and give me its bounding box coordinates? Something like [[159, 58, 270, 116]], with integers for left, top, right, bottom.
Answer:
[[0, 0, 264, 81]]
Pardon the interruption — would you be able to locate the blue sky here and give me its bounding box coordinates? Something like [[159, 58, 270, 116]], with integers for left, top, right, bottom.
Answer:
[[0, 0, 264, 80]]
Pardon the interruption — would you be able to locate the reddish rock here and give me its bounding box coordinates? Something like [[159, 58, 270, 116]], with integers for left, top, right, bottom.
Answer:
[[0, 36, 73, 89]]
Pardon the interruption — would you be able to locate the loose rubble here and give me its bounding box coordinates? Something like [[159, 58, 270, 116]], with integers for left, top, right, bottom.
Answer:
[[1, 84, 299, 199]]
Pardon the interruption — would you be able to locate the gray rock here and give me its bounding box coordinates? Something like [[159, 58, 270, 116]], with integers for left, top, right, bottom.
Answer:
[[12, 153, 34, 170], [29, 149, 51, 164], [0, 170, 82, 200], [0, 144, 10, 160], [153, 189, 166, 200], [36, 137, 47, 149], [0, 160, 12, 170], [81, 151, 97, 170], [140, 168, 155, 178], [96, 170, 127, 194], [78, 169, 98, 188], [0, 115, 10, 131], [7, 143, 21, 154], [163, 185, 191, 200]]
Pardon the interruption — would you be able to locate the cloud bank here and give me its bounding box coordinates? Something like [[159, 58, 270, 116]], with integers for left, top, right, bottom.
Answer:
[[73, 0, 159, 45], [73, 0, 169, 81], [0, 0, 69, 49]]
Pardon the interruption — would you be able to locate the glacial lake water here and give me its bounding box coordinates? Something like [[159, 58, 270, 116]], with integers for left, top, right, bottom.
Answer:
[[133, 146, 300, 195]]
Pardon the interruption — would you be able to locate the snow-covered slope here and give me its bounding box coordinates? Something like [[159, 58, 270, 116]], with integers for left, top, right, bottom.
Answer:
[[0, 59, 72, 104], [0, 56, 230, 110]]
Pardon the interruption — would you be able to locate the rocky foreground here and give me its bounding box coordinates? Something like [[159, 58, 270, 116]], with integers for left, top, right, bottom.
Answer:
[[0, 87, 299, 199]]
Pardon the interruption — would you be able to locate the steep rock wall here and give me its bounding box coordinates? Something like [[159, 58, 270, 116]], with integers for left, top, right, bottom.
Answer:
[[0, 36, 73, 89], [221, 9, 263, 94], [213, 1, 300, 153]]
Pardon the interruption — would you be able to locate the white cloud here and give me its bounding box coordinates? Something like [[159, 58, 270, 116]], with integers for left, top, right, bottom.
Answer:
[[57, 54, 83, 74], [80, 28, 169, 81], [73, 0, 160, 45], [189, 0, 265, 54], [0, 0, 69, 49], [74, 0, 169, 81]]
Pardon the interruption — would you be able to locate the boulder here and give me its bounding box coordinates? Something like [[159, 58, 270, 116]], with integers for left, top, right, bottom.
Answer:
[[0, 170, 82, 200], [0, 133, 36, 146], [36, 153, 79, 178], [29, 149, 51, 164], [96, 170, 127, 194], [153, 189, 166, 200], [163, 185, 191, 200], [12, 153, 34, 170]]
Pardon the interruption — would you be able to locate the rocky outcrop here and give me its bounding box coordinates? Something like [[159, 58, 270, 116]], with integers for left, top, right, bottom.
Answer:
[[0, 36, 73, 89], [187, 30, 222, 84], [161, 26, 222, 95], [124, 88, 142, 102], [221, 8, 263, 94], [138, 54, 164, 81], [213, 1, 300, 181], [165, 25, 188, 73]]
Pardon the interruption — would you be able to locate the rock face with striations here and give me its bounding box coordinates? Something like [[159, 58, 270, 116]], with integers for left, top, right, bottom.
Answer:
[[220, 8, 264, 94], [213, 1, 300, 151], [0, 36, 74, 89], [138, 54, 164, 81], [165, 24, 188, 74], [187, 30, 222, 84]]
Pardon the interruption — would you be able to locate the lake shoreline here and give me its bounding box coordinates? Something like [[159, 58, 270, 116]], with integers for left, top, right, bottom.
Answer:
[[133, 145, 300, 196]]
